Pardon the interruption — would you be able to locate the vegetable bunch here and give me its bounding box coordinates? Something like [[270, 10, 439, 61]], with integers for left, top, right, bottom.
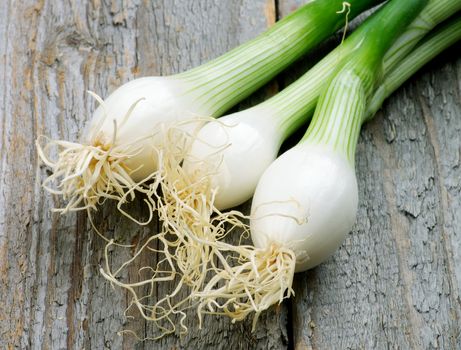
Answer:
[[38, 0, 461, 339]]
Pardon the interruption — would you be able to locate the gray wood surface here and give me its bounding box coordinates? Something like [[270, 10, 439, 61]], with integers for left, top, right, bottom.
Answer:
[[0, 1, 459, 349]]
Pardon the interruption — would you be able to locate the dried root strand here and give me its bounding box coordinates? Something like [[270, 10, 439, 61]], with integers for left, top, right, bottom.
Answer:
[[151, 119, 250, 288], [36, 93, 157, 223], [137, 120, 298, 331], [93, 117, 296, 337], [192, 243, 296, 330], [37, 136, 149, 212], [100, 235, 194, 339]]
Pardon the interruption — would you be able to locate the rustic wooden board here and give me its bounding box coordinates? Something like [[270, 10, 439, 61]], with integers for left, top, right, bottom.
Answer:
[[1, 0, 460, 349]]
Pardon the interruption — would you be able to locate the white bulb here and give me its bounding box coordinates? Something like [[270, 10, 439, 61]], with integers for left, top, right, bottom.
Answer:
[[250, 143, 358, 272], [85, 77, 209, 181], [184, 107, 284, 210]]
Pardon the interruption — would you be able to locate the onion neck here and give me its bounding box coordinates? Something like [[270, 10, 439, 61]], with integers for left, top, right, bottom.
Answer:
[[383, 0, 461, 74], [369, 16, 461, 118], [299, 0, 429, 164], [176, 0, 383, 117], [300, 69, 366, 165]]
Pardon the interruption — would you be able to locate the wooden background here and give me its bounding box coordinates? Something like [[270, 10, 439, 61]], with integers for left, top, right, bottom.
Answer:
[[1, 1, 460, 349]]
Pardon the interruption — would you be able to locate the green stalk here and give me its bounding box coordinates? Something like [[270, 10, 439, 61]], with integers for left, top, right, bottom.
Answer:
[[383, 0, 461, 73], [369, 16, 461, 117], [176, 0, 383, 116], [261, 0, 455, 139], [300, 0, 429, 163]]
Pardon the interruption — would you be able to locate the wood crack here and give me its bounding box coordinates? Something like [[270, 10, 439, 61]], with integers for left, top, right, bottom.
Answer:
[[419, 93, 461, 347], [374, 117, 423, 350]]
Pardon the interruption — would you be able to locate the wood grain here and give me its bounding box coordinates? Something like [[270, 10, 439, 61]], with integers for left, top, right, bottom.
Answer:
[[0, 0, 459, 349]]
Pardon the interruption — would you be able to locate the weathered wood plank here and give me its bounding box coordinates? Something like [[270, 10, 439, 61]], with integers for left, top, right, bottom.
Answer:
[[0, 1, 287, 349]]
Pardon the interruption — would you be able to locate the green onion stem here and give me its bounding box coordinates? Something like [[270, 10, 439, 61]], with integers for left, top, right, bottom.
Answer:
[[383, 0, 461, 73], [300, 0, 429, 163], [305, 69, 367, 163], [176, 0, 383, 116], [257, 0, 455, 140], [369, 16, 461, 118]]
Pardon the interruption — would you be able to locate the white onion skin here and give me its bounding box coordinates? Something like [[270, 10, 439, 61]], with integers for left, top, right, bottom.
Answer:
[[85, 77, 208, 181], [184, 107, 284, 210], [250, 143, 358, 272]]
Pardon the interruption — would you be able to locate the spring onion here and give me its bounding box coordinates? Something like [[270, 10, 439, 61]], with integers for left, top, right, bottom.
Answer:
[[194, 0, 431, 327]]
